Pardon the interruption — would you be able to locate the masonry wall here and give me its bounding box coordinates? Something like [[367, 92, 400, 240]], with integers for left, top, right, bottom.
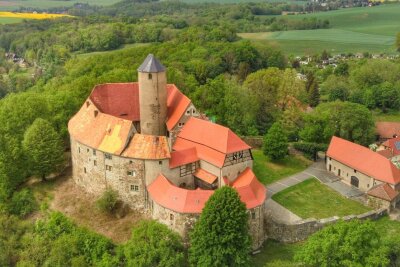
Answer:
[[248, 204, 265, 250], [265, 208, 387, 243], [71, 138, 147, 212], [326, 157, 380, 192]]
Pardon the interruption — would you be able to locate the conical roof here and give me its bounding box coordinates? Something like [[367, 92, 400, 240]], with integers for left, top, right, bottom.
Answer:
[[137, 54, 166, 73]]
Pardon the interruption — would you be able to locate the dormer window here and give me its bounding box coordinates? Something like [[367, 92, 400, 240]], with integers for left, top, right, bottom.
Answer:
[[148, 73, 152, 79]]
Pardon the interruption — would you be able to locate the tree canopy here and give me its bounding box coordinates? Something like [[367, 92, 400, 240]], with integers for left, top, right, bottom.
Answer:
[[263, 122, 288, 160], [189, 186, 251, 267]]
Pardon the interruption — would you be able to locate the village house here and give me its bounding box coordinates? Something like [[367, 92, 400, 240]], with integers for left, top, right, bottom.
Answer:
[[68, 54, 267, 249], [326, 136, 400, 211], [376, 136, 400, 162]]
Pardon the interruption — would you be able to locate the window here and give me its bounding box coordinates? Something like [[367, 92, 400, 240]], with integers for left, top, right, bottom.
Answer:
[[159, 161, 162, 165], [192, 109, 196, 114], [238, 151, 243, 159], [232, 153, 238, 160], [78, 147, 81, 153], [170, 213, 174, 220], [130, 185, 139, 191], [148, 73, 152, 79], [251, 211, 256, 220], [93, 149, 96, 156], [105, 153, 112, 160], [94, 160, 97, 166], [106, 165, 112, 171], [127, 170, 136, 177], [84, 167, 87, 173], [178, 122, 183, 127], [129, 160, 133, 164], [186, 110, 190, 115], [185, 163, 192, 171]]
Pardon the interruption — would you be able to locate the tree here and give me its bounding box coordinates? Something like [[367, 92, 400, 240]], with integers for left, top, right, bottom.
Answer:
[[306, 73, 320, 107], [189, 186, 251, 267], [277, 68, 306, 111], [263, 122, 288, 160], [22, 118, 64, 181], [123, 220, 185, 267], [295, 220, 390, 267]]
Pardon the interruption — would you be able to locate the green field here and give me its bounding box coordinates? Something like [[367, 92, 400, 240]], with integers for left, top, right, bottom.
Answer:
[[0, 16, 22, 23], [239, 4, 400, 55], [0, 0, 121, 11], [272, 178, 371, 219], [252, 149, 311, 185]]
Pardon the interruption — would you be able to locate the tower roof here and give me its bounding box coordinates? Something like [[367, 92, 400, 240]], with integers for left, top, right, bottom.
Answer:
[[137, 54, 166, 73]]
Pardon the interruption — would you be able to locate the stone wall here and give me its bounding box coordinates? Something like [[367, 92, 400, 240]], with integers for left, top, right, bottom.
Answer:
[[265, 208, 387, 243], [242, 136, 263, 149]]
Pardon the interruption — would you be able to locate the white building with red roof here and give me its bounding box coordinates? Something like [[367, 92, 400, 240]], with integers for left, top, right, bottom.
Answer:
[[326, 136, 400, 210], [68, 54, 266, 249]]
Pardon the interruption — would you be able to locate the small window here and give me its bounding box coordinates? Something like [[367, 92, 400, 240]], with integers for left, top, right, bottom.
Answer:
[[251, 211, 256, 220], [159, 161, 162, 165], [238, 151, 243, 159], [84, 167, 87, 173], [93, 150, 96, 156], [186, 110, 190, 115], [186, 163, 192, 170], [148, 73, 152, 79], [105, 153, 112, 160], [130, 185, 139, 191], [94, 160, 97, 166], [78, 147, 81, 153], [129, 160, 133, 164], [87, 148, 89, 153], [127, 170, 136, 177], [106, 165, 112, 171], [178, 122, 183, 127], [192, 109, 196, 114], [232, 153, 238, 160], [354, 170, 357, 173], [170, 213, 174, 220]]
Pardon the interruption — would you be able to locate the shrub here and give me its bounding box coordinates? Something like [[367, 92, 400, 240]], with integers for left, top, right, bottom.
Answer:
[[263, 122, 288, 160], [293, 142, 328, 160], [96, 189, 118, 214], [9, 188, 37, 217]]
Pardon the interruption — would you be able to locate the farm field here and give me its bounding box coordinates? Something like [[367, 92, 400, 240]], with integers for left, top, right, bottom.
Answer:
[[272, 178, 371, 219], [0, 0, 121, 11], [239, 4, 400, 55], [0, 11, 71, 24], [0, 16, 21, 23]]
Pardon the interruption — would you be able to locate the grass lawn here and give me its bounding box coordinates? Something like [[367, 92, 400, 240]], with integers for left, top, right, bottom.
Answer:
[[253, 240, 302, 267], [239, 4, 400, 55], [252, 149, 311, 185], [373, 110, 400, 122], [0, 16, 23, 24], [272, 178, 371, 219]]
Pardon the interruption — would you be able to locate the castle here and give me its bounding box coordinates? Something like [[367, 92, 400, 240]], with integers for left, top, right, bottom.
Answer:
[[68, 54, 266, 248]]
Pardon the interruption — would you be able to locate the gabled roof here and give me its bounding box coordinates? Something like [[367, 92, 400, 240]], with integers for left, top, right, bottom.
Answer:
[[169, 147, 199, 168], [232, 168, 267, 209], [382, 137, 400, 156], [327, 136, 400, 185], [367, 183, 399, 201], [137, 54, 166, 73], [167, 84, 191, 130], [177, 117, 251, 154], [376, 122, 400, 139], [147, 174, 213, 213]]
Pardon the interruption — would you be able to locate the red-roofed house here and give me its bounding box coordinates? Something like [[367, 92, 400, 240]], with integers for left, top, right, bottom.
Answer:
[[367, 183, 399, 211], [376, 137, 400, 162], [68, 54, 266, 249], [326, 136, 400, 193]]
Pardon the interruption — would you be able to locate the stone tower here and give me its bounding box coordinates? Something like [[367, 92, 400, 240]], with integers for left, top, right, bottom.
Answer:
[[138, 54, 167, 136]]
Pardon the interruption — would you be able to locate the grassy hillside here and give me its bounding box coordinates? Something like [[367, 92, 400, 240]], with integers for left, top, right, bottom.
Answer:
[[0, 0, 121, 11], [239, 4, 400, 55]]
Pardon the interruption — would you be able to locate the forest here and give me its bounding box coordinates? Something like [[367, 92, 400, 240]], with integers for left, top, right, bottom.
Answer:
[[0, 0, 400, 266]]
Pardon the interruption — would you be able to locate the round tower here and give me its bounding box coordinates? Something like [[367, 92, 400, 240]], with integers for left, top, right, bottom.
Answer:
[[138, 54, 167, 136]]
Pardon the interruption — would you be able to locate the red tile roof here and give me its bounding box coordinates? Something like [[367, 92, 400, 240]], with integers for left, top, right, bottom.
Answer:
[[194, 168, 217, 184], [167, 84, 191, 130], [376, 149, 393, 159], [90, 83, 140, 122], [169, 147, 199, 168], [376, 122, 400, 139], [147, 174, 213, 213], [178, 117, 251, 154], [122, 134, 170, 159], [232, 168, 267, 209], [382, 137, 400, 156], [367, 183, 399, 201], [327, 136, 400, 185]]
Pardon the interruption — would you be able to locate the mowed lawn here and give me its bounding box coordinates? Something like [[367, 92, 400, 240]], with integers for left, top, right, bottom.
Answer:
[[252, 149, 311, 185], [239, 4, 400, 55], [272, 178, 371, 219]]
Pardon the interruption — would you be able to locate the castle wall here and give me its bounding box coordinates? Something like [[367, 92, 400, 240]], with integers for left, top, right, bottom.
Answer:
[[168, 103, 199, 146], [71, 138, 147, 212], [248, 204, 265, 250]]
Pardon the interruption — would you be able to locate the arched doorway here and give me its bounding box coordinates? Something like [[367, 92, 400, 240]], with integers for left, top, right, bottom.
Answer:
[[351, 176, 359, 188]]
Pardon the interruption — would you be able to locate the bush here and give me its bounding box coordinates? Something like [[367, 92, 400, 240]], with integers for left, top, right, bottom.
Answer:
[[9, 188, 37, 217], [96, 189, 118, 214], [293, 142, 328, 160], [263, 122, 288, 160]]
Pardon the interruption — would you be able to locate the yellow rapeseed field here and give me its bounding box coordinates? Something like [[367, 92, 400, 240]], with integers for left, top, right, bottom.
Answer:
[[0, 11, 72, 20]]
